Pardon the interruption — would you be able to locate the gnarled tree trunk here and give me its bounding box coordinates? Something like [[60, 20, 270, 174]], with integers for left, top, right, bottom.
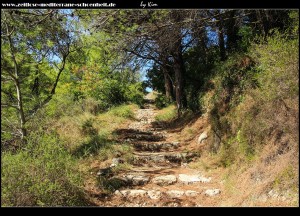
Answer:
[[173, 39, 186, 117]]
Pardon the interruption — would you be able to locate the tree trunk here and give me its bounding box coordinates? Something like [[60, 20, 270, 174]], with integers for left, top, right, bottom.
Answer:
[[163, 70, 173, 100], [173, 40, 186, 117], [226, 10, 239, 52], [218, 22, 226, 61], [160, 55, 174, 101], [256, 10, 267, 37], [15, 79, 27, 139], [32, 67, 39, 95], [7, 33, 27, 139]]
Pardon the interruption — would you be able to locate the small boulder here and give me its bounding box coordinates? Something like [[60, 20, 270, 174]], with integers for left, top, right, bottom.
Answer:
[[147, 190, 161, 199], [110, 158, 124, 167], [128, 190, 147, 198], [114, 190, 123, 197], [152, 175, 177, 186], [185, 190, 199, 197], [124, 173, 150, 186], [205, 189, 221, 196], [120, 189, 147, 198], [178, 174, 211, 184], [97, 167, 113, 177], [198, 132, 208, 144], [166, 190, 185, 198]]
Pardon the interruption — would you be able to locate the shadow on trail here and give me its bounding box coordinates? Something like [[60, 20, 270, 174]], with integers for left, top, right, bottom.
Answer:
[[151, 111, 202, 132], [113, 128, 166, 142], [72, 135, 115, 158]]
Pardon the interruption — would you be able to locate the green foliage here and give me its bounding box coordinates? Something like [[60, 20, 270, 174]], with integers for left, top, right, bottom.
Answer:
[[237, 26, 254, 52], [69, 104, 135, 158], [250, 32, 298, 102], [155, 105, 177, 122], [273, 165, 297, 192], [45, 93, 82, 118], [1, 132, 85, 206], [218, 131, 254, 168], [108, 105, 135, 119], [81, 97, 104, 115], [64, 31, 145, 110], [182, 41, 218, 112], [81, 118, 98, 136], [288, 10, 299, 35], [125, 82, 145, 107], [155, 93, 172, 109], [218, 139, 236, 167], [73, 133, 111, 158], [232, 31, 299, 147], [213, 27, 299, 167], [206, 24, 299, 169], [145, 64, 165, 94]]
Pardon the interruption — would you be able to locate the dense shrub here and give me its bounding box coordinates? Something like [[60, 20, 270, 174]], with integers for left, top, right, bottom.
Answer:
[[80, 97, 104, 115], [235, 32, 299, 147], [81, 118, 98, 136], [1, 132, 86, 206], [87, 79, 144, 109], [45, 93, 82, 118], [125, 82, 144, 107], [155, 93, 172, 109], [207, 29, 298, 165]]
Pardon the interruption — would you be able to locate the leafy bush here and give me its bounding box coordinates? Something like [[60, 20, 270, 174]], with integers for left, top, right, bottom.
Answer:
[[1, 132, 86, 206], [250, 32, 298, 102], [238, 32, 298, 147], [45, 93, 82, 118], [155, 93, 172, 109], [81, 118, 98, 136], [86, 77, 143, 107], [125, 82, 144, 107], [237, 25, 254, 52], [208, 28, 298, 167], [81, 97, 104, 115]]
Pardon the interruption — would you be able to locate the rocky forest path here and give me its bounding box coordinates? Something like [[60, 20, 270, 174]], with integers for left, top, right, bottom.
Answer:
[[95, 95, 223, 207]]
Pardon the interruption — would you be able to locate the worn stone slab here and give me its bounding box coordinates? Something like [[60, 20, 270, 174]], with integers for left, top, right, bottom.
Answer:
[[152, 175, 177, 186], [120, 189, 147, 198], [123, 173, 150, 186], [178, 174, 211, 184], [166, 190, 185, 198], [147, 190, 162, 199], [205, 189, 221, 196], [185, 190, 200, 197]]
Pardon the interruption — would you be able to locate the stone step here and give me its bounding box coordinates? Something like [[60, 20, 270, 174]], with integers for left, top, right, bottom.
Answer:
[[129, 165, 176, 173], [114, 189, 201, 200], [110, 171, 212, 187], [117, 173, 150, 186], [205, 189, 221, 196], [166, 190, 200, 198], [178, 174, 211, 184], [133, 142, 179, 152], [109, 173, 177, 187], [132, 152, 198, 165], [151, 175, 177, 186], [124, 134, 166, 142], [115, 129, 153, 136]]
